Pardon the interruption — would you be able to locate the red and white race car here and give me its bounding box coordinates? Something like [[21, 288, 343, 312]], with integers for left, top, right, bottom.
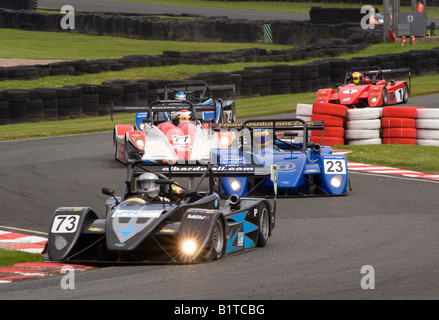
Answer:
[[112, 100, 233, 164], [316, 67, 410, 108]]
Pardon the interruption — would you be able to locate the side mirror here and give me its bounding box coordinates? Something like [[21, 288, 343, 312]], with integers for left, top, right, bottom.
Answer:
[[102, 187, 115, 196], [102, 187, 120, 205]]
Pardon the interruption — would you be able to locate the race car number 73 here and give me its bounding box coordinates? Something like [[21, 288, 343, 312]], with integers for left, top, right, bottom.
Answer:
[[323, 159, 346, 174], [51, 215, 80, 233]]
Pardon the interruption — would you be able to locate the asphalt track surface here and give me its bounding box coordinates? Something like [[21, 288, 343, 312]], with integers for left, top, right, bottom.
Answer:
[[0, 95, 438, 300]]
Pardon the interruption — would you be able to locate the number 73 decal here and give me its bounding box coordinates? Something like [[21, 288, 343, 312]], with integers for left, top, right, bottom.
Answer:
[[323, 159, 347, 174], [51, 215, 80, 233]]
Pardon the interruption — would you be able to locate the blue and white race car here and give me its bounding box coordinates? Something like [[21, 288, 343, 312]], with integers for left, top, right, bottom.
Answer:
[[211, 119, 349, 197]]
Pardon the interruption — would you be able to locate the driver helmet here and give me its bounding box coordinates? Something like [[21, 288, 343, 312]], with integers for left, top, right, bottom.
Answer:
[[253, 129, 272, 148], [137, 172, 159, 196], [175, 109, 191, 123], [175, 92, 186, 100], [352, 71, 363, 85]]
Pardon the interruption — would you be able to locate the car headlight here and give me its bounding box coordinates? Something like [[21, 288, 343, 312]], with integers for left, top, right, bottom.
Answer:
[[330, 175, 342, 188], [135, 139, 144, 149], [181, 239, 197, 256], [370, 96, 377, 104], [229, 178, 241, 191]]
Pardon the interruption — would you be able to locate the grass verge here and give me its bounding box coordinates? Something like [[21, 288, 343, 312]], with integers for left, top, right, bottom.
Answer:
[[0, 249, 43, 267]]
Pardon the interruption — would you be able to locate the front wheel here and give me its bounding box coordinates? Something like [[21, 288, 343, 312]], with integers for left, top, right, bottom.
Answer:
[[381, 87, 388, 106], [256, 204, 270, 247], [402, 83, 409, 104], [207, 217, 225, 260]]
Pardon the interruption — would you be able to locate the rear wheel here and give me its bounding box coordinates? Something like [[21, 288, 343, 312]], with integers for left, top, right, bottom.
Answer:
[[256, 204, 270, 247]]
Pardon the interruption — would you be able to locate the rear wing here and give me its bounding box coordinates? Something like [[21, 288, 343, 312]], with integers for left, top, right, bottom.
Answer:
[[345, 66, 411, 86], [158, 80, 235, 100], [111, 99, 219, 123], [212, 118, 324, 145]]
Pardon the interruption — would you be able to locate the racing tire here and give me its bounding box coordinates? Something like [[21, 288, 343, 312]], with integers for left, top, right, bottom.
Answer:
[[417, 129, 439, 140], [345, 129, 380, 140], [296, 103, 313, 117], [346, 119, 381, 130], [207, 217, 225, 260], [416, 108, 439, 119], [311, 114, 345, 127], [402, 83, 409, 104], [113, 130, 118, 160], [256, 204, 270, 248], [382, 106, 425, 119], [381, 117, 416, 128], [415, 119, 439, 129], [416, 139, 439, 146], [381, 87, 388, 107], [346, 108, 382, 120], [346, 138, 382, 145], [382, 128, 417, 139], [312, 102, 347, 118]]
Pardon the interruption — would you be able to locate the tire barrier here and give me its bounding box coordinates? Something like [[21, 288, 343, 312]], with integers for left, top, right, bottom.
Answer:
[[381, 106, 425, 145], [310, 102, 347, 146], [416, 108, 439, 146], [345, 108, 383, 145], [302, 104, 439, 147], [0, 0, 35, 10]]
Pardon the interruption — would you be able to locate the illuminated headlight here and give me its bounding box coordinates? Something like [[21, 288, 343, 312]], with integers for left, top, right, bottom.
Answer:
[[135, 139, 144, 149], [182, 239, 197, 255], [370, 96, 377, 104], [229, 178, 241, 191], [330, 175, 342, 188], [54, 235, 68, 251]]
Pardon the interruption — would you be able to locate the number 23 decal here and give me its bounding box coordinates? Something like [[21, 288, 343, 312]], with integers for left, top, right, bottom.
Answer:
[[51, 215, 80, 233], [323, 159, 346, 174]]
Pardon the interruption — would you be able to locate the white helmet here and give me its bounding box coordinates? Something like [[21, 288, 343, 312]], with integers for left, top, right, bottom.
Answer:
[[137, 172, 159, 196], [175, 92, 186, 100]]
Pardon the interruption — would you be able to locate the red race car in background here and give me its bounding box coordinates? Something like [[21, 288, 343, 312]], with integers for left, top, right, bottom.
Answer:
[[316, 67, 411, 108]]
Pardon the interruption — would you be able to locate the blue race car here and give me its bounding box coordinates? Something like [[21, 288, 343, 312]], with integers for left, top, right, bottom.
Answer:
[[211, 118, 349, 197], [161, 80, 236, 123]]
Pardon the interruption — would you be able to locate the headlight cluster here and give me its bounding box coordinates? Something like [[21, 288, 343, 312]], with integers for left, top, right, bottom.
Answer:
[[181, 239, 197, 255], [229, 178, 241, 191], [370, 96, 377, 104], [330, 175, 343, 188]]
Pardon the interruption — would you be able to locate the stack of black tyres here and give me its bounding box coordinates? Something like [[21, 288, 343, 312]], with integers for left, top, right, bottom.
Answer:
[[27, 89, 44, 122], [290, 65, 301, 94], [35, 88, 58, 121], [98, 84, 122, 115], [7, 89, 29, 124], [102, 80, 139, 106], [268, 64, 291, 95], [299, 63, 318, 93], [0, 90, 9, 125], [78, 84, 100, 117], [232, 69, 253, 97], [55, 86, 83, 120], [136, 81, 149, 106]]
